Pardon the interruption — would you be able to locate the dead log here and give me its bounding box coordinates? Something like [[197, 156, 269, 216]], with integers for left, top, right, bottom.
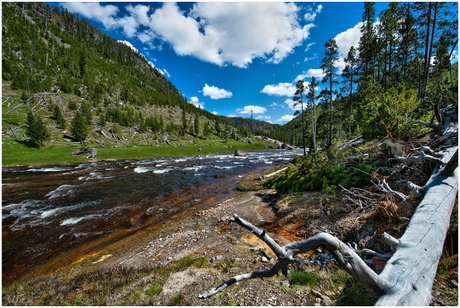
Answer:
[[198, 214, 388, 299], [376, 146, 458, 305]]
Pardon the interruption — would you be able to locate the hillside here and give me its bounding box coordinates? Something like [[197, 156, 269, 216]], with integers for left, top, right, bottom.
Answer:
[[1, 2, 277, 165], [221, 116, 280, 136]]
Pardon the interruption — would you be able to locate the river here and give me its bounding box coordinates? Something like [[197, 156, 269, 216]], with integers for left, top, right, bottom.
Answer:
[[2, 149, 301, 285]]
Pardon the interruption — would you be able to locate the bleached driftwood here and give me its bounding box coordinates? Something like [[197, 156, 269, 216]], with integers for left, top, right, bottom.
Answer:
[[198, 214, 388, 299], [258, 167, 288, 181], [199, 146, 458, 305]]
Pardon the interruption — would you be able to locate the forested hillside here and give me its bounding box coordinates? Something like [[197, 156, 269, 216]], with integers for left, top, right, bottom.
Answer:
[[269, 2, 458, 150], [2, 2, 269, 159]]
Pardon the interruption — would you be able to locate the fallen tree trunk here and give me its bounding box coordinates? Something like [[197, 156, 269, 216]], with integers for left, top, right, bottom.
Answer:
[[376, 146, 458, 306]]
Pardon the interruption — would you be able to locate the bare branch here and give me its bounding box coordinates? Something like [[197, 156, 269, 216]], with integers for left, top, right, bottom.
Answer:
[[199, 215, 389, 298], [198, 260, 290, 298], [381, 232, 400, 249], [405, 113, 440, 130], [232, 214, 286, 258], [392, 151, 445, 166]]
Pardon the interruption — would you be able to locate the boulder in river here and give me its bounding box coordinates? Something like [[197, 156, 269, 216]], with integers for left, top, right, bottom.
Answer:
[[234, 150, 246, 157]]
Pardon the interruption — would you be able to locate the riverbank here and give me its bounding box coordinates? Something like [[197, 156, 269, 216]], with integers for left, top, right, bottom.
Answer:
[[2, 185, 457, 306], [2, 138, 275, 167], [2, 188, 363, 306]]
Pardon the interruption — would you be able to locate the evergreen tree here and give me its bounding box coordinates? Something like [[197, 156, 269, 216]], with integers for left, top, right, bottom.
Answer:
[[307, 77, 319, 154], [203, 122, 210, 138], [53, 104, 66, 129], [378, 2, 400, 90], [320, 38, 339, 148], [215, 120, 221, 135], [341, 46, 359, 137], [182, 108, 187, 132], [293, 79, 307, 156], [25, 110, 50, 148], [71, 111, 88, 143], [358, 2, 377, 81], [194, 115, 200, 136], [81, 101, 92, 124]]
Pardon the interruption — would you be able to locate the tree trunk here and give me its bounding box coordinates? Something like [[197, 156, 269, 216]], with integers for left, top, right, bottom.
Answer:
[[421, 3, 432, 98], [376, 146, 457, 305]]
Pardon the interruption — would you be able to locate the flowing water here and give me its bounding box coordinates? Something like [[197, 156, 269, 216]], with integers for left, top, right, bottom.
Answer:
[[2, 149, 302, 285]]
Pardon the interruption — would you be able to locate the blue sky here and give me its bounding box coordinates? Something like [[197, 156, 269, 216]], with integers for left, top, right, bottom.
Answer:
[[51, 2, 457, 124]]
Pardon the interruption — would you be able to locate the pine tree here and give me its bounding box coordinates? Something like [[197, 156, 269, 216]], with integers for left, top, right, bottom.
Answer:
[[358, 2, 377, 81], [320, 38, 339, 148], [341, 46, 359, 137], [194, 115, 200, 136], [182, 108, 187, 132], [53, 104, 66, 129], [25, 110, 50, 148], [307, 77, 319, 154], [71, 111, 88, 143], [293, 79, 307, 156]]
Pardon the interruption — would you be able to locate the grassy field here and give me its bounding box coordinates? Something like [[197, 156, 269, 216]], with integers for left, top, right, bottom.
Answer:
[[2, 138, 275, 167], [2, 83, 279, 167]]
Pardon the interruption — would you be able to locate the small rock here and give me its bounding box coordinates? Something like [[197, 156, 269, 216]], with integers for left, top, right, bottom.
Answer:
[[261, 256, 269, 263], [216, 255, 223, 261], [281, 280, 290, 287]]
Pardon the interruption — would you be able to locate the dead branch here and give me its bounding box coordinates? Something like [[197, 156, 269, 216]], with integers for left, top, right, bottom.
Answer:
[[259, 167, 288, 181], [391, 151, 445, 166], [199, 214, 389, 299], [405, 113, 440, 131], [4, 103, 25, 114], [406, 182, 424, 199], [126, 131, 137, 145], [250, 243, 272, 260]]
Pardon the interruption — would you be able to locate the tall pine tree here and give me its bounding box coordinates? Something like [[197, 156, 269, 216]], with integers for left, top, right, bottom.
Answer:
[[320, 38, 339, 148]]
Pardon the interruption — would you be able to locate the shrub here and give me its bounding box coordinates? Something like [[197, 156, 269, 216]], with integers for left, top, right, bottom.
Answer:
[[265, 146, 376, 194], [71, 111, 88, 142]]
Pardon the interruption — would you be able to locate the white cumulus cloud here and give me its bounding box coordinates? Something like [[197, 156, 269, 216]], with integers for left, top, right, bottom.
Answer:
[[203, 84, 233, 100], [295, 68, 325, 81], [189, 97, 204, 109], [237, 105, 267, 115], [277, 115, 296, 123], [61, 2, 119, 29], [66, 2, 315, 68], [284, 98, 307, 111], [261, 83, 296, 97], [334, 22, 362, 58], [304, 4, 323, 22]]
